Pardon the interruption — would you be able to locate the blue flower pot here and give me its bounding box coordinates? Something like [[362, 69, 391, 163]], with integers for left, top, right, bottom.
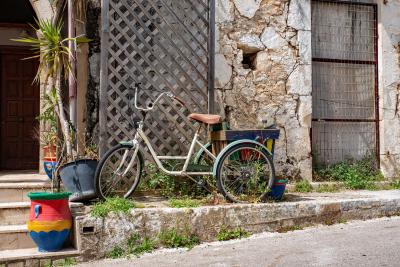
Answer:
[[43, 160, 57, 180], [267, 179, 288, 200]]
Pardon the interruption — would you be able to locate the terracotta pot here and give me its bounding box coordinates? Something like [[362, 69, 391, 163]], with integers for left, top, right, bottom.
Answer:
[[43, 145, 57, 161], [27, 192, 72, 252]]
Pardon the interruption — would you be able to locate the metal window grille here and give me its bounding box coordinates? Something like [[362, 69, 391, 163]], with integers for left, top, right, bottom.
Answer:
[[311, 0, 379, 167], [99, 0, 215, 157]]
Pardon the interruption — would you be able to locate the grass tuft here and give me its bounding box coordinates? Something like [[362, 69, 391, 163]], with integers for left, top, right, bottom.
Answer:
[[158, 228, 200, 249], [216, 226, 250, 241], [315, 183, 341, 193], [390, 180, 400, 189], [127, 234, 156, 256], [294, 180, 313, 193], [314, 155, 383, 190], [91, 197, 136, 218], [168, 198, 201, 208], [107, 246, 124, 259]]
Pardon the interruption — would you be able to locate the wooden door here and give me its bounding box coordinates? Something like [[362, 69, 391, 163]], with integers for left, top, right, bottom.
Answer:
[[0, 49, 39, 170]]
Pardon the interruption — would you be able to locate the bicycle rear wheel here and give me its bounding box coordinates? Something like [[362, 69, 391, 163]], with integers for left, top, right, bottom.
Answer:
[[215, 142, 275, 203], [94, 143, 144, 200]]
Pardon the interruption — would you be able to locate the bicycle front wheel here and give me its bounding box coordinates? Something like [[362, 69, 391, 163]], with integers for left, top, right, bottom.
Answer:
[[94, 143, 144, 200], [215, 142, 275, 203]]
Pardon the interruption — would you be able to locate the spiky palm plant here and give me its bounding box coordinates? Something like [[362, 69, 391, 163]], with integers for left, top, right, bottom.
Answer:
[[13, 18, 89, 160]]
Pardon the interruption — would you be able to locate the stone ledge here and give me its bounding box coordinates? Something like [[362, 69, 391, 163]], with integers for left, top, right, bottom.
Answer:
[[76, 190, 400, 262], [0, 247, 80, 263]]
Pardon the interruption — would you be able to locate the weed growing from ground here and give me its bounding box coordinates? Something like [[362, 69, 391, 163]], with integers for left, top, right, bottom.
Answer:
[[46, 258, 76, 267], [216, 226, 250, 241], [158, 228, 200, 249], [294, 180, 312, 193], [139, 163, 209, 198], [127, 234, 156, 256], [314, 155, 383, 190], [315, 184, 341, 193], [390, 180, 400, 189], [107, 246, 124, 259], [91, 197, 136, 218], [168, 198, 201, 208]]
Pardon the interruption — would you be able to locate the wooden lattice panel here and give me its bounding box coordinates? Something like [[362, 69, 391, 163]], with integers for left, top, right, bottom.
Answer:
[[100, 0, 212, 157]]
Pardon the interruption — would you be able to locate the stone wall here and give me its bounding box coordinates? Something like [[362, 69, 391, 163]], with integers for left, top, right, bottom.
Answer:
[[76, 191, 400, 261], [379, 0, 400, 178], [214, 0, 312, 180]]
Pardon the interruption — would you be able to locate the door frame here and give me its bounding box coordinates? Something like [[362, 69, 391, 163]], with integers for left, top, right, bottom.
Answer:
[[0, 45, 40, 170]]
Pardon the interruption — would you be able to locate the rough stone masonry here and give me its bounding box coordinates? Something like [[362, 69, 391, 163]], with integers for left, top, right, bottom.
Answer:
[[213, 0, 400, 180], [214, 0, 313, 180]]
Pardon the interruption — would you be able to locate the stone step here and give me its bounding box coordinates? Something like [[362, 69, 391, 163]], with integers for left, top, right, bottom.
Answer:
[[0, 247, 80, 265], [0, 224, 35, 250], [0, 202, 85, 226], [0, 172, 49, 183], [0, 182, 51, 203]]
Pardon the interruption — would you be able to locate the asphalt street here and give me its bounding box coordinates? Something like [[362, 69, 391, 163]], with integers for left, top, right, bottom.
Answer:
[[77, 216, 400, 267]]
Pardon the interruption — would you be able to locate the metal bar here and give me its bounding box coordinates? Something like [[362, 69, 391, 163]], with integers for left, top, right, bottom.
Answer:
[[373, 5, 380, 168], [99, 0, 110, 155], [182, 131, 200, 171], [196, 139, 217, 160], [312, 0, 378, 7], [208, 0, 215, 114], [157, 156, 188, 160], [312, 58, 376, 65]]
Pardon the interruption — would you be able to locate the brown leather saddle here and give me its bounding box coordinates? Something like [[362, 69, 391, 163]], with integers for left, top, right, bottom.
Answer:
[[188, 113, 221, 125]]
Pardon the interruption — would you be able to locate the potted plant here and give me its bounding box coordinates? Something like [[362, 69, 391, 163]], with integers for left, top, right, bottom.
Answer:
[[14, 18, 95, 202], [267, 178, 288, 200], [36, 88, 59, 179]]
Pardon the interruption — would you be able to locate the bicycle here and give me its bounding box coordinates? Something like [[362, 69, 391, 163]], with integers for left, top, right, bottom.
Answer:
[[94, 83, 276, 203]]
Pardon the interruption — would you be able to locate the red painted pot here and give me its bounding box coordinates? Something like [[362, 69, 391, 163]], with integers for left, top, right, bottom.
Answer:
[[27, 192, 72, 252], [43, 145, 57, 160]]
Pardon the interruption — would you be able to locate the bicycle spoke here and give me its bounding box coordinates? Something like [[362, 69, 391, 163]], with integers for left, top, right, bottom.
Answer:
[[218, 146, 273, 202], [98, 146, 142, 199]]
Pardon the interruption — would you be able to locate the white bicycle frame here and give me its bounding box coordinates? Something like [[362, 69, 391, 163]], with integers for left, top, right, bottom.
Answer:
[[119, 87, 216, 176]]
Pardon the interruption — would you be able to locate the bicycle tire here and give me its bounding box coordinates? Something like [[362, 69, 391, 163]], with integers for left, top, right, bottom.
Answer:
[[94, 143, 144, 200], [215, 142, 275, 203]]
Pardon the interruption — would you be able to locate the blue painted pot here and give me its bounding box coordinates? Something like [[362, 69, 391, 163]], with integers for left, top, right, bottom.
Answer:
[[267, 179, 288, 200], [43, 159, 57, 180]]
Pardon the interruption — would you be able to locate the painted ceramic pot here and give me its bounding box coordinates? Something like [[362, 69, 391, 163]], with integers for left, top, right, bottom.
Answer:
[[43, 157, 57, 180], [267, 179, 288, 200], [27, 192, 72, 252], [43, 145, 57, 159]]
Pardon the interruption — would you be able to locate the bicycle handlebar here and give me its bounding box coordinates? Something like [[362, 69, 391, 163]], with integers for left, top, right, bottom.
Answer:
[[133, 83, 186, 111]]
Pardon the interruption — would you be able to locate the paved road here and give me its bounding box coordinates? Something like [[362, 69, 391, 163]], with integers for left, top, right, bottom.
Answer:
[[78, 217, 400, 267]]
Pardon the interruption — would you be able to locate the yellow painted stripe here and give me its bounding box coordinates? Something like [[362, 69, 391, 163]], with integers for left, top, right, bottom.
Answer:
[[27, 220, 72, 232], [266, 139, 273, 152]]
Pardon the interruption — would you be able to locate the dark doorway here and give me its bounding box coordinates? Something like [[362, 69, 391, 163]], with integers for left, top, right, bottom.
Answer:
[[0, 48, 39, 170]]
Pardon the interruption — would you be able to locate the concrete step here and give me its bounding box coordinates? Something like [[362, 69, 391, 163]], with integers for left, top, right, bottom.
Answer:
[[0, 182, 51, 203], [0, 247, 80, 265], [0, 202, 85, 226], [0, 171, 49, 183], [0, 224, 35, 250], [0, 202, 31, 226]]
